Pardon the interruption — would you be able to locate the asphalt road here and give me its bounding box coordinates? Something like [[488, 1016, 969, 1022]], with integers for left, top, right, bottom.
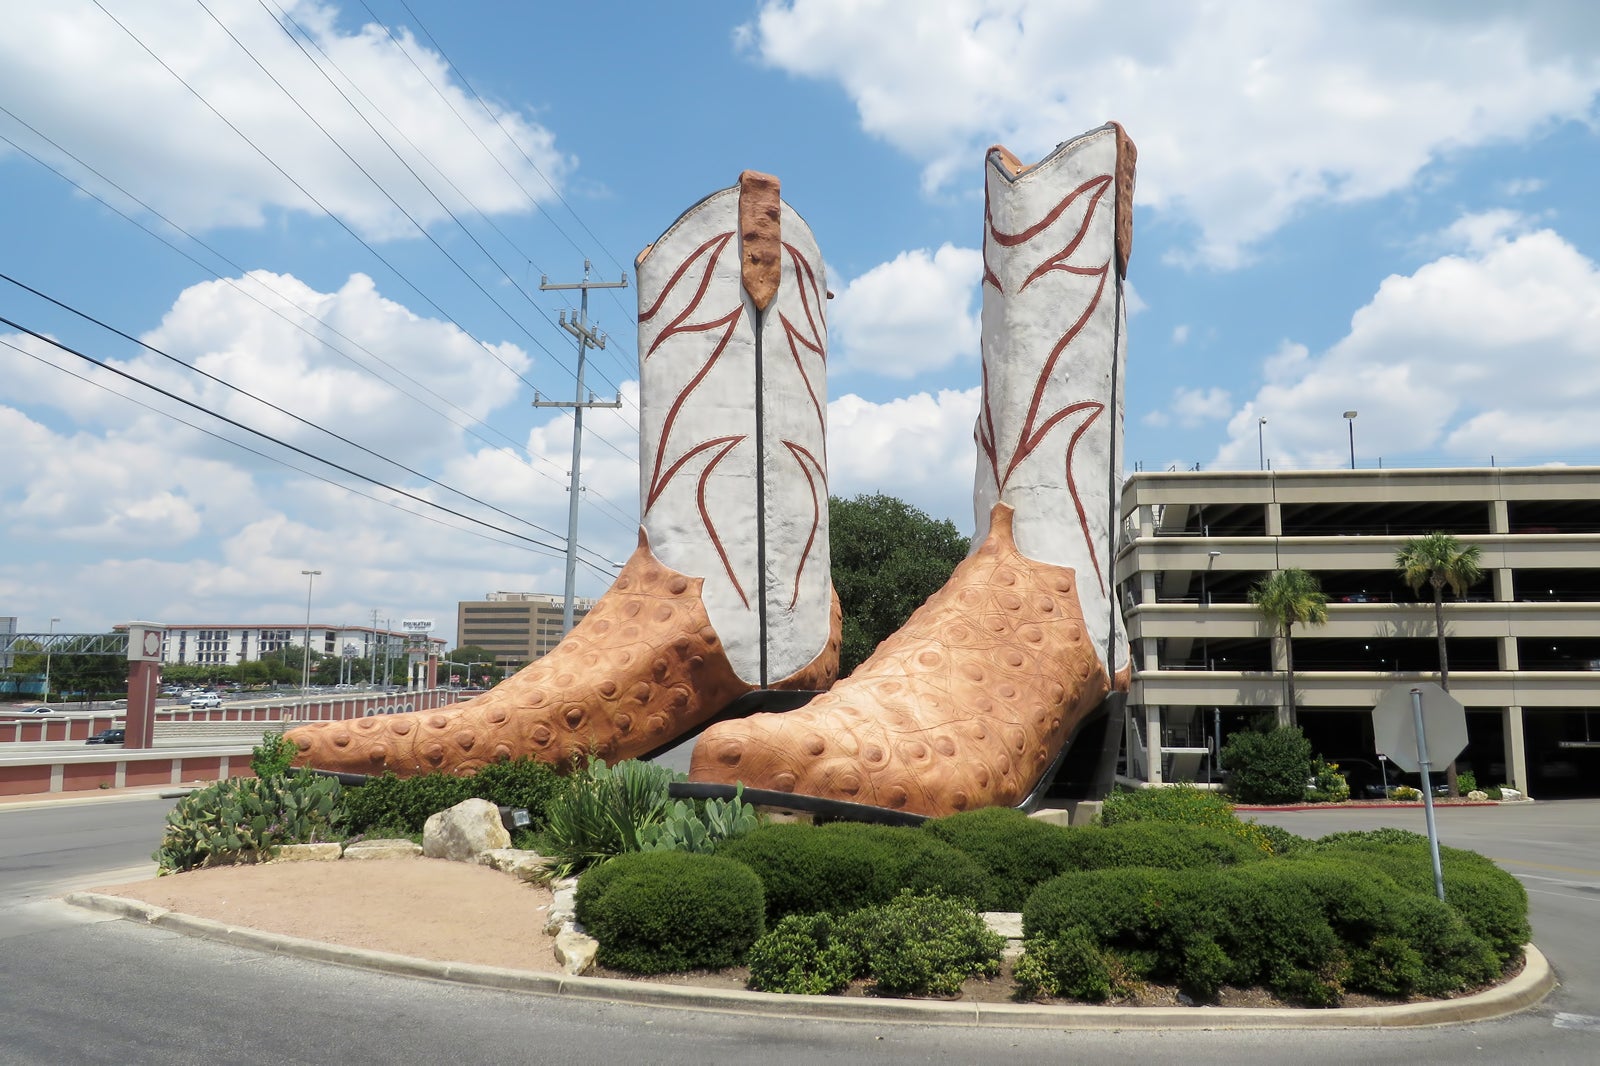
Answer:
[[0, 796, 1596, 1064]]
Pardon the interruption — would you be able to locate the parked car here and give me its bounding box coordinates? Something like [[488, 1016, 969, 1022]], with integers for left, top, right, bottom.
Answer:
[[86, 728, 126, 745], [189, 694, 223, 709], [11, 704, 52, 714]]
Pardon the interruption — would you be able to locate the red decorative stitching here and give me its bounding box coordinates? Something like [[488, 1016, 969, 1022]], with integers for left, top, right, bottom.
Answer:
[[780, 440, 825, 609], [696, 436, 752, 608]]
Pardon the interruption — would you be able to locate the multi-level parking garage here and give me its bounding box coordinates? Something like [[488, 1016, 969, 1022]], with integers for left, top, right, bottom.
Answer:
[[1116, 467, 1600, 797]]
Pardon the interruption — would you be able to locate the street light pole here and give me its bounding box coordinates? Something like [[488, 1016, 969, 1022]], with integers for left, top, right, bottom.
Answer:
[[1343, 410, 1359, 470], [42, 616, 59, 703], [1257, 417, 1267, 471], [300, 570, 321, 721]]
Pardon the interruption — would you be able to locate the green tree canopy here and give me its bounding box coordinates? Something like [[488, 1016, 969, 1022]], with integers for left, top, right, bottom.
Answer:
[[829, 493, 970, 676], [1248, 568, 1329, 727]]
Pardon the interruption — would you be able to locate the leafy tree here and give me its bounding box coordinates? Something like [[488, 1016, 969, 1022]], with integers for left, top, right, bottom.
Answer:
[[829, 494, 970, 676], [1248, 568, 1329, 727], [1395, 533, 1484, 796]]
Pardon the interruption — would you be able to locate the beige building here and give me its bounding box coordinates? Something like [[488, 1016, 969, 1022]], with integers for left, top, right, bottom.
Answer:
[[456, 592, 596, 669], [1116, 466, 1600, 798]]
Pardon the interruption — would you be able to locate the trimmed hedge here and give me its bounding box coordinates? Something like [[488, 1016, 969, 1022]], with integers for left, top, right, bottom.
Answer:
[[1060, 821, 1267, 873], [719, 822, 991, 920], [1020, 854, 1511, 1005], [573, 850, 765, 974], [1099, 783, 1274, 855], [746, 912, 860, 995], [922, 807, 1076, 911], [1303, 831, 1529, 967], [836, 891, 1003, 997]]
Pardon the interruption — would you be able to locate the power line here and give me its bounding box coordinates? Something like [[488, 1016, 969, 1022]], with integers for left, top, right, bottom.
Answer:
[[0, 312, 627, 575], [2, 337, 590, 568], [0, 270, 623, 570]]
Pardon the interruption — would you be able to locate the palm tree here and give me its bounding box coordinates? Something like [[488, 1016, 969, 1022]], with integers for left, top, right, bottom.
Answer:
[[1396, 533, 1484, 796], [1249, 568, 1329, 728]]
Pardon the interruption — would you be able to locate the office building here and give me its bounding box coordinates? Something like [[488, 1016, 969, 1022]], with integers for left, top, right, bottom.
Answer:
[[456, 592, 596, 669]]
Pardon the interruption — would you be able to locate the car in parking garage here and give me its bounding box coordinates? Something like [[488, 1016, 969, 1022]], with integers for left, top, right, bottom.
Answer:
[[86, 728, 125, 744]]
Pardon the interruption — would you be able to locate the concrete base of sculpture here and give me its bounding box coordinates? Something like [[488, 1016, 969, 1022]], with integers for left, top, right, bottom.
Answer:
[[287, 529, 840, 777], [687, 503, 1128, 818]]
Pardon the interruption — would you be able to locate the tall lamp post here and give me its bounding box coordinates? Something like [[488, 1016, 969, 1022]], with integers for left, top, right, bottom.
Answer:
[[1343, 410, 1359, 469], [42, 616, 60, 703], [300, 570, 321, 721], [1257, 417, 1268, 471]]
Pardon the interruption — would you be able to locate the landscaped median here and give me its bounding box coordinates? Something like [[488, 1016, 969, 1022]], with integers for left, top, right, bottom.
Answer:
[[101, 739, 1553, 1025]]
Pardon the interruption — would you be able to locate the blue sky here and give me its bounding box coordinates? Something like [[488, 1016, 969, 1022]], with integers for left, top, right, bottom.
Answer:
[[5, 1, 1600, 643]]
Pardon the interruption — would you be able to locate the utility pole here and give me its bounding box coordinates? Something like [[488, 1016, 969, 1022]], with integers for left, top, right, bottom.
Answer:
[[537, 260, 627, 633], [369, 609, 379, 685]]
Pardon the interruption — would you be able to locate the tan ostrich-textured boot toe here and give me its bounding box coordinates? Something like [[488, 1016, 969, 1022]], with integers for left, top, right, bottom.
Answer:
[[288, 530, 839, 776], [689, 504, 1111, 816]]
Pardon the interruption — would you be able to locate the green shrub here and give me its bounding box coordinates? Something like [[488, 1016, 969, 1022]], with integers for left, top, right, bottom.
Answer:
[[1457, 770, 1479, 794], [1253, 823, 1308, 855], [922, 806, 1076, 911], [1392, 785, 1421, 801], [1220, 725, 1313, 804], [1014, 928, 1140, 1002], [719, 822, 991, 921], [836, 891, 1003, 997], [154, 773, 345, 873], [573, 850, 765, 974], [1060, 821, 1265, 872], [468, 758, 566, 828], [344, 758, 567, 837], [1306, 835, 1529, 967], [1099, 783, 1274, 854], [250, 730, 297, 779], [1304, 756, 1351, 804], [544, 759, 678, 876], [1021, 855, 1505, 1005], [745, 912, 861, 995]]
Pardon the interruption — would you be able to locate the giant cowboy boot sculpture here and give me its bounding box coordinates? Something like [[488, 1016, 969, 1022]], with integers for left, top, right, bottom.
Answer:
[[688, 124, 1135, 818], [290, 171, 839, 776]]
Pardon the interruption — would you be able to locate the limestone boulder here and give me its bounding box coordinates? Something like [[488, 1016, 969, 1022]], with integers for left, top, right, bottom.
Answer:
[[480, 848, 552, 883], [554, 929, 598, 975], [273, 843, 342, 862], [1467, 790, 1490, 801], [422, 798, 511, 862], [344, 838, 423, 860]]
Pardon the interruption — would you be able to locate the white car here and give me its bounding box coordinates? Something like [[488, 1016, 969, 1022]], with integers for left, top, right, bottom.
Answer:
[[189, 694, 223, 709]]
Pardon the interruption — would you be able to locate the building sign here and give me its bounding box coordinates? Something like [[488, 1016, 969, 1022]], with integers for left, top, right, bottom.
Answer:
[[400, 619, 435, 633]]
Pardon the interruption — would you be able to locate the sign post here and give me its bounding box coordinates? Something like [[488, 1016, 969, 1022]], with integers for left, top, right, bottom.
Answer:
[[1372, 682, 1468, 901]]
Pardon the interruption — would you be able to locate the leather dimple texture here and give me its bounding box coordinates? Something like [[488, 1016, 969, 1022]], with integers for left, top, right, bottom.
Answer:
[[687, 502, 1111, 817], [288, 530, 840, 778]]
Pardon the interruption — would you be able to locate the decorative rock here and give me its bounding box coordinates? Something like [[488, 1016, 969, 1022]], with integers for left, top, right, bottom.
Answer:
[[273, 843, 342, 862], [982, 912, 1023, 940], [1467, 790, 1489, 802], [344, 838, 423, 861], [480, 848, 553, 883], [422, 798, 511, 862], [554, 928, 599, 975], [1500, 787, 1524, 801], [545, 880, 578, 936]]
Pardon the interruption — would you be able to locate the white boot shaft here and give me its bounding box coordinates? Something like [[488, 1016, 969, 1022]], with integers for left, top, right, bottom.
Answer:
[[974, 124, 1135, 679], [635, 172, 831, 686]]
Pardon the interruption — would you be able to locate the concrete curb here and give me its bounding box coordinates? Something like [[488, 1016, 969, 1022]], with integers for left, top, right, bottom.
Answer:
[[63, 891, 1556, 1029]]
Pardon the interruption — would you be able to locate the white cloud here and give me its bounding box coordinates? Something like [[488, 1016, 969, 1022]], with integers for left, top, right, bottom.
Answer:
[[1437, 209, 1532, 254], [827, 387, 981, 531], [1171, 324, 1190, 346], [1500, 177, 1546, 197], [742, 0, 1600, 267], [829, 244, 982, 377], [0, 1, 570, 239], [1214, 219, 1600, 469]]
